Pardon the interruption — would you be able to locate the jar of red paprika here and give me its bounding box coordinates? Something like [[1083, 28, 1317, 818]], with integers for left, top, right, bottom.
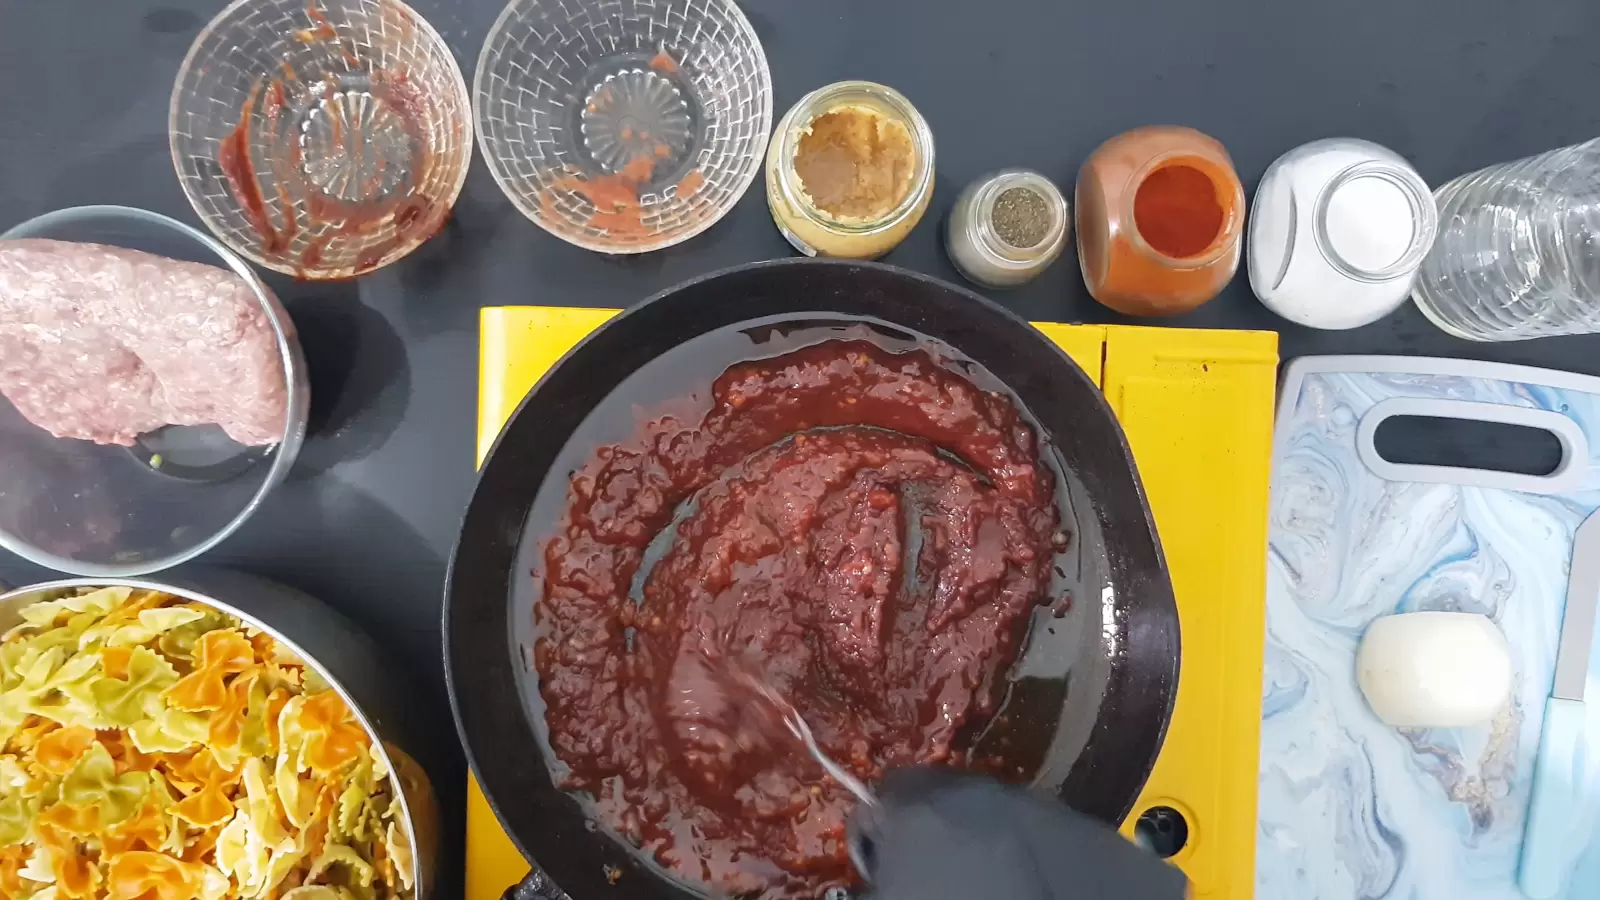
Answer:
[[1075, 126, 1245, 316]]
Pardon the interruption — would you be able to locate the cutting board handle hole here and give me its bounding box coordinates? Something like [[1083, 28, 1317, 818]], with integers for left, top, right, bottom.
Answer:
[[1358, 398, 1586, 493], [1134, 806, 1189, 858], [1371, 415, 1564, 476]]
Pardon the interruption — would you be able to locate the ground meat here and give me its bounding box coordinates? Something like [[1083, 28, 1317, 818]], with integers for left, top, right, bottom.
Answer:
[[537, 340, 1060, 899], [0, 239, 289, 446]]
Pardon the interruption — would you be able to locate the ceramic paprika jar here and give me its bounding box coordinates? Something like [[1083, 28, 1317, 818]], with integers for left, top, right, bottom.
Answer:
[[1075, 126, 1245, 316]]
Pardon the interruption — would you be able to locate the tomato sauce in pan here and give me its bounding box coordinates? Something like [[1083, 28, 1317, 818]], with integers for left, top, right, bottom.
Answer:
[[534, 340, 1064, 898]]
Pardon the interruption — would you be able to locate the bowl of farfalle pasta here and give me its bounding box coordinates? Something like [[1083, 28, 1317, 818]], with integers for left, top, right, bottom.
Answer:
[[0, 579, 434, 900]]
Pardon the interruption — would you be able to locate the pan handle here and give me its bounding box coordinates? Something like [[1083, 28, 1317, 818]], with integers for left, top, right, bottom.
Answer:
[[500, 867, 570, 900]]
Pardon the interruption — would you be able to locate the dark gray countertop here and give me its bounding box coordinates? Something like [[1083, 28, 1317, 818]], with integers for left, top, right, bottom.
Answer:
[[4, 0, 1600, 894]]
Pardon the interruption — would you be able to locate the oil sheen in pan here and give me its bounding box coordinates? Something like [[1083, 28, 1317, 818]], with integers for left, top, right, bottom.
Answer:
[[507, 314, 1114, 875]]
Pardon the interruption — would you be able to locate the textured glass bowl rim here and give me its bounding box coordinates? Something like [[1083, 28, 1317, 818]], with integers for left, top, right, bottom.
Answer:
[[0, 205, 308, 577], [772, 80, 936, 236], [472, 0, 773, 255], [167, 0, 474, 277]]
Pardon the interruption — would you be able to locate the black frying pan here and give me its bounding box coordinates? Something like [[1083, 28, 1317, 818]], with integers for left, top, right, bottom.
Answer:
[[445, 259, 1179, 900]]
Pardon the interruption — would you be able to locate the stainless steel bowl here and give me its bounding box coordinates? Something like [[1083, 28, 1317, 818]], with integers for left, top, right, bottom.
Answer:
[[0, 206, 310, 576], [0, 568, 438, 896]]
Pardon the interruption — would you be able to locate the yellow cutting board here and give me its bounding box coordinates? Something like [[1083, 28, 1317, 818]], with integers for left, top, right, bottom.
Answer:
[[472, 307, 1277, 900]]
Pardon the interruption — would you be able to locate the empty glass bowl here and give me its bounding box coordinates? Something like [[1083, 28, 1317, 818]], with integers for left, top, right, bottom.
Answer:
[[475, 0, 772, 253], [170, 0, 472, 279], [0, 206, 309, 576]]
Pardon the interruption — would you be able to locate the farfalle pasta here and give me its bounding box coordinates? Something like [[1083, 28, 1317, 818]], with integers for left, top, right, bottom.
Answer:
[[0, 587, 416, 900]]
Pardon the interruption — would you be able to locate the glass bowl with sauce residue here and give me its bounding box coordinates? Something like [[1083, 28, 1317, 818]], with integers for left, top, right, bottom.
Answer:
[[474, 0, 771, 254], [766, 81, 935, 259], [170, 0, 472, 279]]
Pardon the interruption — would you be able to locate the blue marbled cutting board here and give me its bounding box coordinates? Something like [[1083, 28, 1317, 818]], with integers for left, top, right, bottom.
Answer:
[[1259, 357, 1600, 900]]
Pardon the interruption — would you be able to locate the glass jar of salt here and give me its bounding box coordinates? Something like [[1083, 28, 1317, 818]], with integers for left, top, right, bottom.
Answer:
[[1248, 138, 1437, 330], [946, 169, 1069, 289]]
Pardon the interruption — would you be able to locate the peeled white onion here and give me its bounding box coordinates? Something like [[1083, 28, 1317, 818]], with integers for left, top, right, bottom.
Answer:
[[1355, 611, 1513, 728]]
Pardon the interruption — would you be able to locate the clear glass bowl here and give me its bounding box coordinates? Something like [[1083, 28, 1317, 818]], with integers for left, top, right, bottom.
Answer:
[[475, 0, 772, 254], [170, 0, 472, 279], [0, 206, 309, 576]]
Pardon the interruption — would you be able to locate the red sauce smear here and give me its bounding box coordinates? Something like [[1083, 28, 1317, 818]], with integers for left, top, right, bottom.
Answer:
[[547, 156, 658, 239], [544, 156, 707, 240], [537, 341, 1061, 898], [263, 78, 300, 252], [296, 2, 358, 66], [218, 80, 284, 255], [649, 49, 679, 74], [674, 169, 704, 198], [306, 2, 335, 36]]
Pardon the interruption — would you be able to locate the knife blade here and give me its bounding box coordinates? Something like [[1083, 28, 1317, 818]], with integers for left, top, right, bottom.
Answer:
[[1519, 510, 1600, 899], [1552, 513, 1600, 702]]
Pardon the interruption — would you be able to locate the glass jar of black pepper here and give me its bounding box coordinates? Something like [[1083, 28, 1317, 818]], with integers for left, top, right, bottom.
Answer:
[[946, 169, 1070, 289]]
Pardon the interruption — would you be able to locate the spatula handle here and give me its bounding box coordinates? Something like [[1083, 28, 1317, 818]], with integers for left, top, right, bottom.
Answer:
[[1519, 696, 1588, 898]]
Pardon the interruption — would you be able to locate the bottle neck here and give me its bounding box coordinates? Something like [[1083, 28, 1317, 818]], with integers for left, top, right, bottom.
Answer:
[[1312, 161, 1438, 283]]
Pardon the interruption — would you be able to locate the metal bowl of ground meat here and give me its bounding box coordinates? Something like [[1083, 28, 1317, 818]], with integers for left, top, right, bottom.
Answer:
[[0, 205, 309, 576]]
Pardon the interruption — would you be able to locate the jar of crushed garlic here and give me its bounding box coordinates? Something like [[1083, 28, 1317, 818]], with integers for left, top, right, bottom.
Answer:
[[765, 81, 935, 259]]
